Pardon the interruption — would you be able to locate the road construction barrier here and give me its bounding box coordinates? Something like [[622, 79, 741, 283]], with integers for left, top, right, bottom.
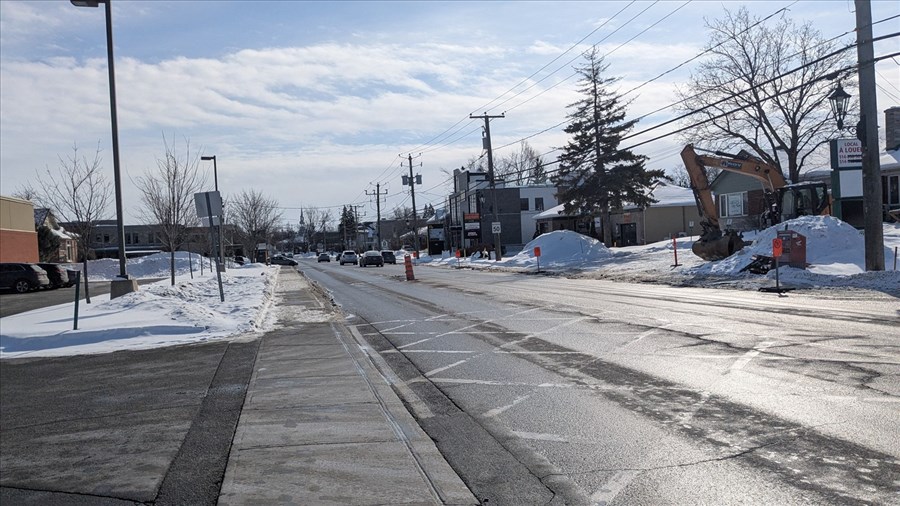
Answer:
[[404, 255, 415, 281]]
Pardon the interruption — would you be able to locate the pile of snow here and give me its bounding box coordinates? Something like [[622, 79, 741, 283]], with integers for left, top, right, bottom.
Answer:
[[509, 230, 613, 267]]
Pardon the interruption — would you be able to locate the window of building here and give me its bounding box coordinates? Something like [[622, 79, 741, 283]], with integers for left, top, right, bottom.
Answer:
[[535, 198, 544, 211], [103, 234, 110, 244], [520, 198, 529, 211], [883, 174, 899, 207], [719, 192, 748, 217], [125, 233, 132, 245]]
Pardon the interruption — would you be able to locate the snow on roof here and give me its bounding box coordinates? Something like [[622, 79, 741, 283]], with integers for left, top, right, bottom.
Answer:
[[881, 149, 899, 169]]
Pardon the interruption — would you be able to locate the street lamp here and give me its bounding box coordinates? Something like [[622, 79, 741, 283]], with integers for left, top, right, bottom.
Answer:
[[71, 0, 137, 297], [201, 155, 225, 270], [827, 83, 852, 131], [201, 155, 218, 191]]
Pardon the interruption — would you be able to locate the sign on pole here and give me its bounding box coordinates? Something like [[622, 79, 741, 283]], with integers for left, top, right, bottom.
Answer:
[[491, 222, 502, 234]]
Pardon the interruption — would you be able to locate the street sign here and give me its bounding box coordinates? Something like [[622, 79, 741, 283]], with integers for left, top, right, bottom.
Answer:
[[534, 246, 541, 257], [194, 191, 222, 218], [492, 222, 502, 234], [772, 238, 783, 257]]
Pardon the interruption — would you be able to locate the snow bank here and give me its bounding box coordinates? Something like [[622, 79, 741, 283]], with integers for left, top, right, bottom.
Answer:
[[511, 230, 612, 267]]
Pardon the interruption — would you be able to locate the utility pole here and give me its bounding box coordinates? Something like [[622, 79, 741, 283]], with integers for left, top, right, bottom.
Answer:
[[366, 183, 388, 249], [470, 112, 505, 260], [855, 0, 885, 271], [351, 204, 365, 250], [401, 154, 422, 256]]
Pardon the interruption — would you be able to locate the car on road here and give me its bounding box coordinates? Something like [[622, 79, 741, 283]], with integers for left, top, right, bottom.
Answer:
[[339, 251, 358, 265], [232, 256, 250, 266], [358, 250, 384, 267], [37, 263, 74, 289], [271, 255, 298, 266], [0, 263, 51, 293], [317, 253, 331, 262], [380, 250, 397, 264]]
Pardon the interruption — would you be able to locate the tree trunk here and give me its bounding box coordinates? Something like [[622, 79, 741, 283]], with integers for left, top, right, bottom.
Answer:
[[170, 250, 176, 286]]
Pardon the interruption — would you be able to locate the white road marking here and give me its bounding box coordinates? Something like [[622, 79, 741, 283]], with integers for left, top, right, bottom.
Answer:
[[424, 359, 470, 377], [730, 341, 776, 371], [590, 470, 641, 505], [401, 350, 479, 354], [483, 393, 532, 418], [511, 431, 569, 443], [398, 337, 436, 349]]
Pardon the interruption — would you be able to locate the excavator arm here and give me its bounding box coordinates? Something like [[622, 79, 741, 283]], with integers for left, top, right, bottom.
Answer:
[[679, 144, 786, 261]]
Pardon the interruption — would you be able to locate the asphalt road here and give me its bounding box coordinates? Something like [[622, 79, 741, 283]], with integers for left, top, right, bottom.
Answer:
[[303, 258, 900, 505], [0, 278, 164, 318]]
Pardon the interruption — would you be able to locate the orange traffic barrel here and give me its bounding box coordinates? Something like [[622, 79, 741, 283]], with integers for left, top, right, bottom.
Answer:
[[404, 254, 415, 281]]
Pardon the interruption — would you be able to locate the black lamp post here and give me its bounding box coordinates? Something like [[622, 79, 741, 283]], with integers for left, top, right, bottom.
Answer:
[[827, 83, 852, 131], [201, 155, 218, 191], [71, 0, 134, 292], [200, 155, 225, 270]]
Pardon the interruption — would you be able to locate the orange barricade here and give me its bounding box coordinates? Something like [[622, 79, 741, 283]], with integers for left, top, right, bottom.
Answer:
[[404, 255, 415, 281]]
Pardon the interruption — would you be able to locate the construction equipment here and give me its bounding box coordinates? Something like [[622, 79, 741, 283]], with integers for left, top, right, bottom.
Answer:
[[680, 144, 829, 261]]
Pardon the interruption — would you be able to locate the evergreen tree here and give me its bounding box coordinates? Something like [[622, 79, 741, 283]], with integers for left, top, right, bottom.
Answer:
[[37, 225, 60, 262], [339, 205, 357, 249], [552, 47, 665, 246]]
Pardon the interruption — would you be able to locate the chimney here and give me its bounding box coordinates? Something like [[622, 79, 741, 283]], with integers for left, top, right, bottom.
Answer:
[[886, 106, 900, 152]]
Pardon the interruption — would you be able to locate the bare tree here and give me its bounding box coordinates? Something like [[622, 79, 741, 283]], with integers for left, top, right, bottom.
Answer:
[[496, 141, 545, 185], [36, 142, 113, 302], [300, 207, 332, 251], [676, 7, 853, 183], [135, 135, 207, 285], [12, 183, 43, 204], [229, 189, 282, 257]]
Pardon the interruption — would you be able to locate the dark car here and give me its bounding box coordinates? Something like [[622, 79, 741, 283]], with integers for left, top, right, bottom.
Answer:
[[0, 263, 51, 293], [317, 253, 331, 262], [271, 255, 298, 266], [358, 250, 384, 267], [37, 263, 73, 288], [380, 250, 396, 264]]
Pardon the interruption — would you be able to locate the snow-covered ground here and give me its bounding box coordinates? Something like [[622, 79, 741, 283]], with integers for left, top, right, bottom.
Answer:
[[1, 216, 897, 359], [430, 216, 900, 295]]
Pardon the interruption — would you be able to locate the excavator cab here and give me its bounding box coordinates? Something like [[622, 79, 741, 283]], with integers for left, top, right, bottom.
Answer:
[[777, 183, 830, 223]]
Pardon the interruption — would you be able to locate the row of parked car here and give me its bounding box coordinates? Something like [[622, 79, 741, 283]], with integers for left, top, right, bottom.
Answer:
[[0, 262, 79, 294], [317, 250, 397, 267]]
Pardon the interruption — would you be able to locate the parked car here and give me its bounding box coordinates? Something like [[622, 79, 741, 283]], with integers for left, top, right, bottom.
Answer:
[[339, 251, 358, 265], [317, 253, 331, 262], [271, 255, 298, 266], [359, 250, 384, 267], [0, 263, 51, 293], [37, 263, 72, 288], [232, 256, 250, 266], [380, 250, 397, 264]]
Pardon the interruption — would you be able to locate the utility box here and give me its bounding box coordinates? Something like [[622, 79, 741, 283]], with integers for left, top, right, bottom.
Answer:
[[776, 230, 807, 268]]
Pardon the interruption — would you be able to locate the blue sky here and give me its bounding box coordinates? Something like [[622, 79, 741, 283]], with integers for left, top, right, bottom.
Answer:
[[2, 1, 898, 226]]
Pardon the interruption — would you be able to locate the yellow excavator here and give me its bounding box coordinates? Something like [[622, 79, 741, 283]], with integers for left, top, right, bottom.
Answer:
[[680, 144, 830, 261]]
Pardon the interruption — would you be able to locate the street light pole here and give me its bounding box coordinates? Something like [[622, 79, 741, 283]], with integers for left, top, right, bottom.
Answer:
[[71, 0, 137, 297], [201, 155, 225, 270]]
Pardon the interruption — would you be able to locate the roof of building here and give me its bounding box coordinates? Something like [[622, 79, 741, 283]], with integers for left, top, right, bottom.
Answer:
[[534, 183, 695, 219]]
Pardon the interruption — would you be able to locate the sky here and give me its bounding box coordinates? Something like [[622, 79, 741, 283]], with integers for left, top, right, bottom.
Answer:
[[1, 216, 897, 359], [1, 0, 899, 228]]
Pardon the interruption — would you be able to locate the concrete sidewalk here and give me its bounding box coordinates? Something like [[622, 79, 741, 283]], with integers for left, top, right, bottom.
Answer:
[[218, 268, 476, 505]]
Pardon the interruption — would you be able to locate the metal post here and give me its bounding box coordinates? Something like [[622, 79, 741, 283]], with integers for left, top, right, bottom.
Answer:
[[103, 0, 128, 280], [206, 194, 225, 302], [470, 113, 505, 260], [855, 0, 885, 271]]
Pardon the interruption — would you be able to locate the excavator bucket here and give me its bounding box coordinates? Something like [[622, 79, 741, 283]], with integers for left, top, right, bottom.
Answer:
[[691, 230, 745, 261]]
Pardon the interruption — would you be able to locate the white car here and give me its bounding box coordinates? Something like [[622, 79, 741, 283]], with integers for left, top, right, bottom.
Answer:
[[339, 250, 358, 265]]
